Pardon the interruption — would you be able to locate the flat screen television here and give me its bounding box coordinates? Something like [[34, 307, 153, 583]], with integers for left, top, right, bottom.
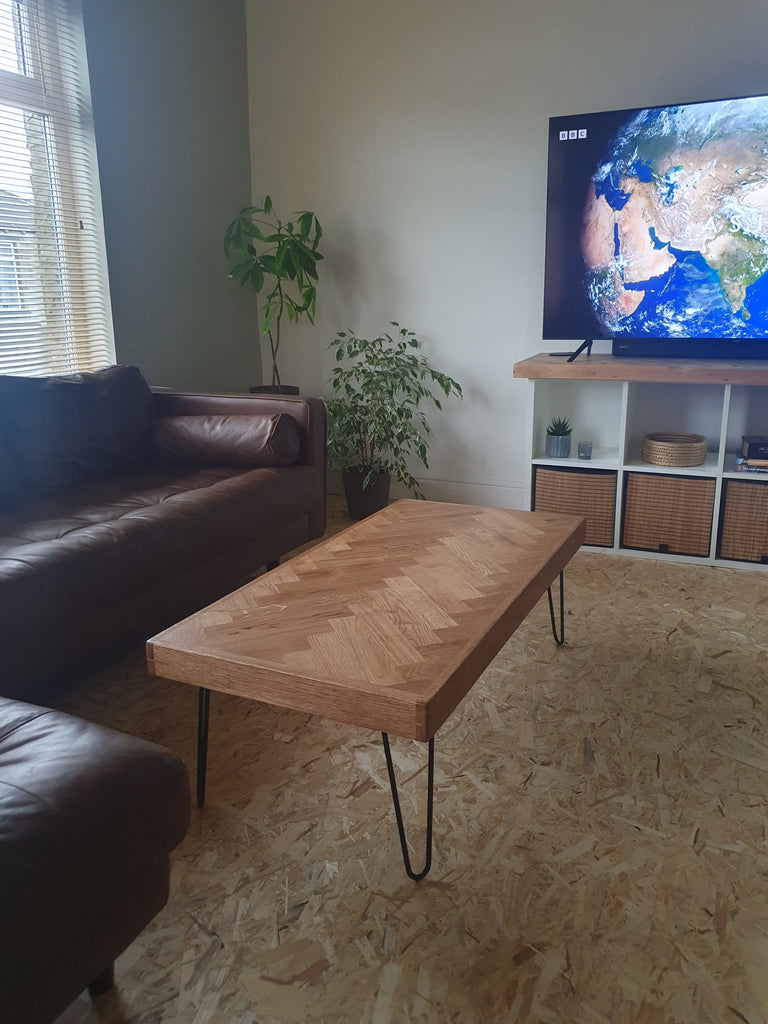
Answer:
[[543, 93, 768, 359]]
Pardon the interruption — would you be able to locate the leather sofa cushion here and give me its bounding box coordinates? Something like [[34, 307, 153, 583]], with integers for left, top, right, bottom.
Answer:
[[0, 432, 22, 507], [0, 365, 155, 497], [155, 413, 300, 466], [0, 698, 190, 868], [0, 463, 320, 649], [0, 698, 190, 1021]]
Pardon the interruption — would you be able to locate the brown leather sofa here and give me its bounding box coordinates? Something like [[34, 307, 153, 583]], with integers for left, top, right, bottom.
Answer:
[[0, 364, 326, 700], [0, 697, 190, 1023]]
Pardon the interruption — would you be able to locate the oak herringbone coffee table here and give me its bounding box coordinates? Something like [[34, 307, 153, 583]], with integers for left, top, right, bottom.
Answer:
[[147, 500, 585, 879]]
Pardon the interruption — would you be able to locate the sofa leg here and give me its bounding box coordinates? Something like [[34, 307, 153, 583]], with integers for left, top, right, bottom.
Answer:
[[87, 963, 115, 997]]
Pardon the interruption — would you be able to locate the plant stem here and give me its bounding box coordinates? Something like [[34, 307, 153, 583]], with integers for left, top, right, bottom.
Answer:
[[267, 331, 279, 387], [272, 279, 284, 386]]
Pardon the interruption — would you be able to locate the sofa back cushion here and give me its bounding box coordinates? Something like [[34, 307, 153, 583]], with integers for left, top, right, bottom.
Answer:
[[0, 365, 155, 497], [154, 413, 301, 467], [0, 432, 23, 507]]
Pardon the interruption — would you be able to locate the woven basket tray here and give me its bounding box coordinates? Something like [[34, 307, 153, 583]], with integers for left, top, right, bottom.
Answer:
[[622, 473, 715, 556], [719, 479, 768, 563], [533, 467, 616, 547], [641, 432, 707, 467]]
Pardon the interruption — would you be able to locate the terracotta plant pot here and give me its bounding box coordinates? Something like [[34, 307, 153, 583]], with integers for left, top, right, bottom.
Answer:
[[342, 468, 391, 520]]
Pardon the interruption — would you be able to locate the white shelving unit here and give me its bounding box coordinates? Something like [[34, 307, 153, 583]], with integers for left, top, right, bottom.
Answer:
[[513, 353, 768, 569]]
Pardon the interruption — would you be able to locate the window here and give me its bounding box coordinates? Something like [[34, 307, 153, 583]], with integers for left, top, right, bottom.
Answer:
[[0, 0, 114, 376], [0, 239, 21, 308]]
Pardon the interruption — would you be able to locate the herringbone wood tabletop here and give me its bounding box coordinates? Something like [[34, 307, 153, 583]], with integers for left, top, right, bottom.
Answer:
[[147, 500, 585, 740]]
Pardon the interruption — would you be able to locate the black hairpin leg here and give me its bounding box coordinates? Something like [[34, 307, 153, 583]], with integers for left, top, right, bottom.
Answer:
[[547, 570, 565, 646], [197, 687, 210, 807], [381, 733, 434, 881]]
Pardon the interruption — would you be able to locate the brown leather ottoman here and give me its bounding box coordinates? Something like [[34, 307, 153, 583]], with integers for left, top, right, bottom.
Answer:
[[0, 698, 190, 1024]]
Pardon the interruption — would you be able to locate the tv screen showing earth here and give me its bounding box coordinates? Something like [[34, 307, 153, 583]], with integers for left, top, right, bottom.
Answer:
[[581, 97, 768, 339]]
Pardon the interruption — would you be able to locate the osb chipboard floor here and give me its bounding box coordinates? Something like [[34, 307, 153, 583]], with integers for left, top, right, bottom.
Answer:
[[53, 497, 768, 1024]]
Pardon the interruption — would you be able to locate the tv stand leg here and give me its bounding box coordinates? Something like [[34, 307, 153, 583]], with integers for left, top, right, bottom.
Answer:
[[547, 339, 593, 361], [567, 339, 593, 362]]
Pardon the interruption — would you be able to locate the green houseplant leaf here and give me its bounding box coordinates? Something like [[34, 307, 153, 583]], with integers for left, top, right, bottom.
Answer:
[[324, 325, 462, 500], [224, 196, 323, 387], [546, 416, 572, 436]]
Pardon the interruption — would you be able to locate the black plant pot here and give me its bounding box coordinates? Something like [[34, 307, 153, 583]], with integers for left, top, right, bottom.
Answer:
[[342, 468, 391, 520], [249, 384, 300, 396]]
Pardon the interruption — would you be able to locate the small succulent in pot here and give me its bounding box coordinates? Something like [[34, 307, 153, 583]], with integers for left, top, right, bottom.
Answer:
[[546, 416, 572, 436], [545, 416, 572, 458]]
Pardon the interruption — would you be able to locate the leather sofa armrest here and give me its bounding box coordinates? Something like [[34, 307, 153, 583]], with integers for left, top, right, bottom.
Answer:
[[151, 390, 326, 478]]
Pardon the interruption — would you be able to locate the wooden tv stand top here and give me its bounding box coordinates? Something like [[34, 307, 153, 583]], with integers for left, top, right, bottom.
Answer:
[[513, 352, 768, 386]]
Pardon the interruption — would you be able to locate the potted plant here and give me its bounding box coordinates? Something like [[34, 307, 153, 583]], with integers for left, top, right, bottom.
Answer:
[[545, 416, 572, 458], [224, 195, 323, 393], [325, 324, 462, 519]]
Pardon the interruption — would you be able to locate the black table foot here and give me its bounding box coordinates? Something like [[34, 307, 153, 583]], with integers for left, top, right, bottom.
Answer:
[[381, 733, 434, 881], [197, 687, 210, 807], [547, 570, 565, 646]]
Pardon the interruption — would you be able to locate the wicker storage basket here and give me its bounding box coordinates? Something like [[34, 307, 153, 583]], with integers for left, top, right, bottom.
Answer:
[[718, 479, 768, 563], [622, 472, 715, 556], [533, 467, 616, 547], [641, 432, 707, 467]]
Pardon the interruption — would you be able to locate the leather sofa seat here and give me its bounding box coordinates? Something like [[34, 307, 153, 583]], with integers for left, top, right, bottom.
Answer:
[[0, 463, 321, 665]]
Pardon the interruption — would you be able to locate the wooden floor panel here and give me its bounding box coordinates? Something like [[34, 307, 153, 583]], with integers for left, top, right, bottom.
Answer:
[[53, 496, 768, 1024]]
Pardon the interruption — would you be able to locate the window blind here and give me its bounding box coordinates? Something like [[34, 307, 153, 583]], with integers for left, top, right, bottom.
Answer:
[[0, 0, 114, 376]]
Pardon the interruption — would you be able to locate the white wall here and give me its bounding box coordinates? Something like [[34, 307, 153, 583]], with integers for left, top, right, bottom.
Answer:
[[83, 0, 258, 393], [246, 0, 768, 506]]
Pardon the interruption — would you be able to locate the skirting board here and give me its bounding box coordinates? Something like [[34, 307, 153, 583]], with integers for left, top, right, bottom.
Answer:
[[326, 471, 527, 511]]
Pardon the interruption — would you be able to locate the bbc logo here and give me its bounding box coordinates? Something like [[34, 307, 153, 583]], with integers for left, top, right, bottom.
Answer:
[[560, 129, 588, 141]]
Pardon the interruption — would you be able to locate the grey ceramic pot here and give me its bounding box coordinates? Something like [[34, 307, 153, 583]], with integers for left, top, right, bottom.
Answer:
[[545, 434, 572, 458]]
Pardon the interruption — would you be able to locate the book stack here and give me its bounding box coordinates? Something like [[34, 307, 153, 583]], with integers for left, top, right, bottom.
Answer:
[[735, 435, 768, 473]]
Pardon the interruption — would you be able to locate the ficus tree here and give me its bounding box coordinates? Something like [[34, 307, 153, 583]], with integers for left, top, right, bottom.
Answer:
[[325, 324, 462, 497]]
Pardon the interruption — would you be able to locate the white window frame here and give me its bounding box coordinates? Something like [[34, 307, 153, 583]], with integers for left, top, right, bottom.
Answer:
[[0, 238, 21, 308], [0, 0, 114, 376]]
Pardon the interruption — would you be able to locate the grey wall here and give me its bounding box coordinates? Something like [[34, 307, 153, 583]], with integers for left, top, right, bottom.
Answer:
[[82, 0, 259, 392], [245, 0, 768, 507]]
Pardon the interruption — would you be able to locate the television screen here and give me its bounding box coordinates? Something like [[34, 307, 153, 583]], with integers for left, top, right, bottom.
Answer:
[[543, 94, 768, 358]]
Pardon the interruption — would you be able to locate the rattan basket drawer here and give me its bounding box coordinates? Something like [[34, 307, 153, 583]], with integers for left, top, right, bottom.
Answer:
[[622, 472, 715, 557], [718, 480, 768, 563], [533, 467, 616, 547]]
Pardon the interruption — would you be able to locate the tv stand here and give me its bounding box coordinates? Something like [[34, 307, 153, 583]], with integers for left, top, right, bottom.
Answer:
[[513, 353, 768, 569], [547, 339, 593, 362]]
